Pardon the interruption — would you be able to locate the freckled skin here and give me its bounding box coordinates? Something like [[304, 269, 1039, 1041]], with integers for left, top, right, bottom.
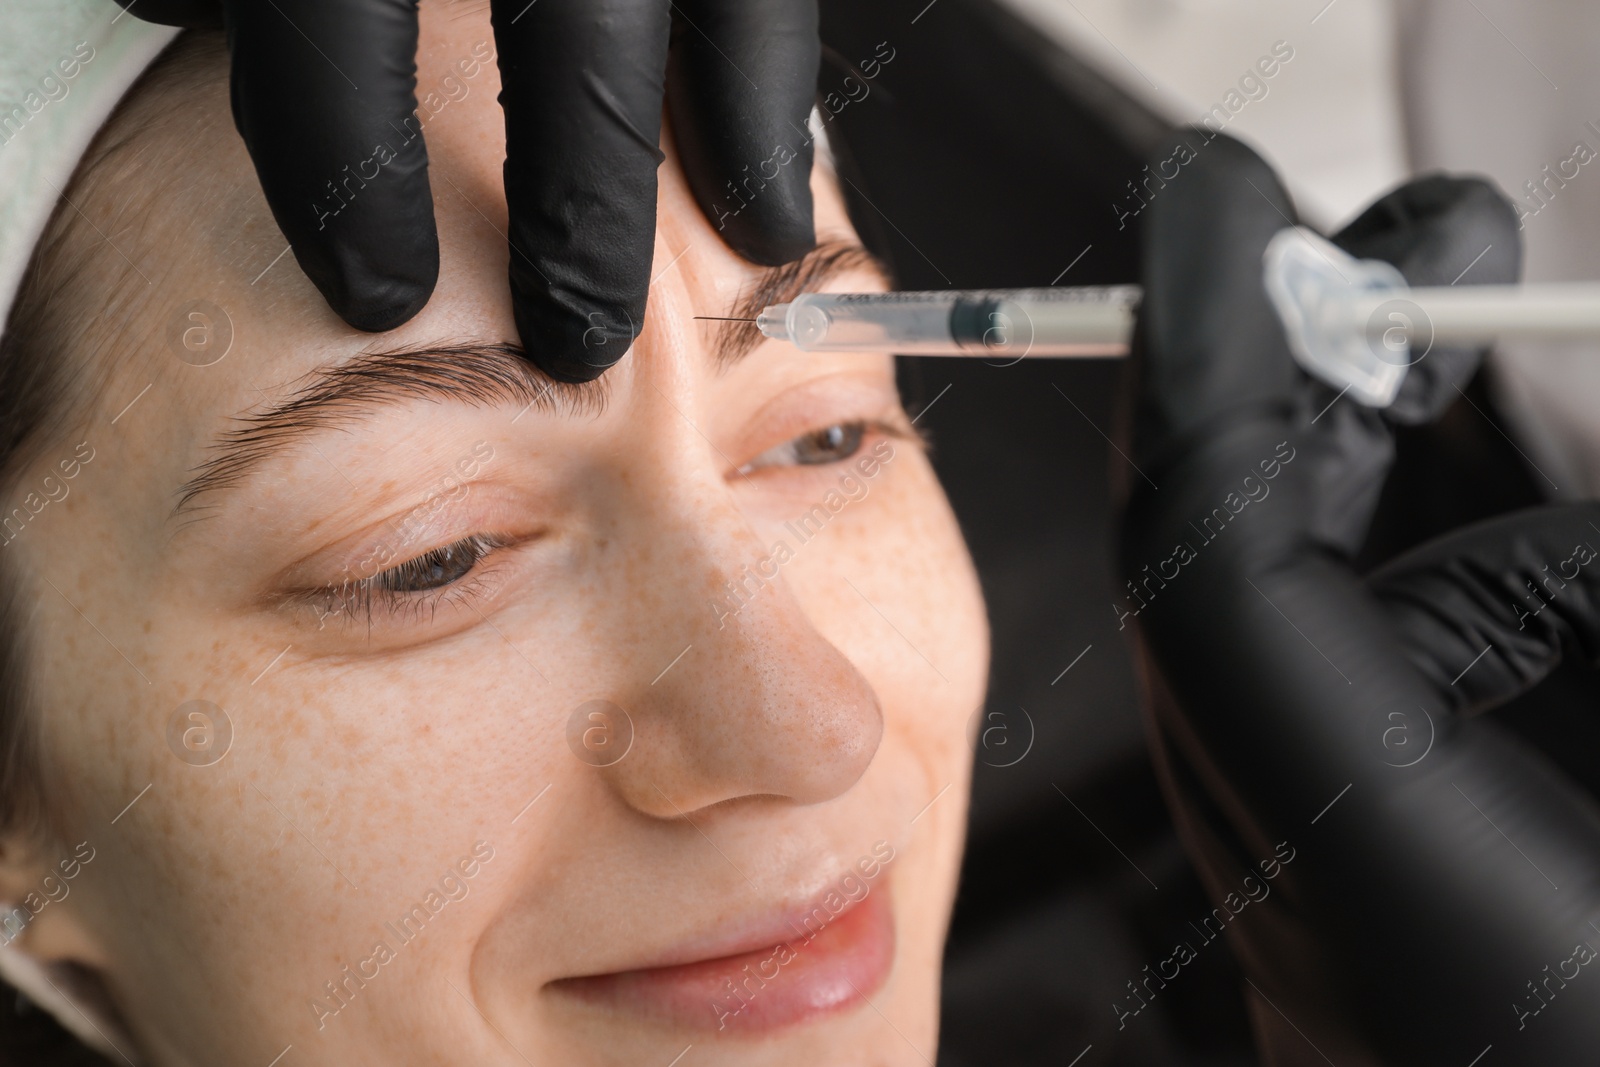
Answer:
[[0, 5, 988, 1066]]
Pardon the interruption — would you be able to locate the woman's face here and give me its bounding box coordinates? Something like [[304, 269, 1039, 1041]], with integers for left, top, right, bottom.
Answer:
[[1, 8, 987, 1065]]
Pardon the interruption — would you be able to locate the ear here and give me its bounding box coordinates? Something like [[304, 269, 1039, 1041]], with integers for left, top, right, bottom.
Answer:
[[0, 829, 135, 1061], [0, 829, 107, 967], [0, 828, 56, 932]]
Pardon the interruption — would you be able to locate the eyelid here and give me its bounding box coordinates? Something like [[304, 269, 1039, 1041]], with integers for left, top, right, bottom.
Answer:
[[272, 531, 528, 634], [738, 418, 906, 474], [266, 483, 540, 601], [728, 372, 917, 472]]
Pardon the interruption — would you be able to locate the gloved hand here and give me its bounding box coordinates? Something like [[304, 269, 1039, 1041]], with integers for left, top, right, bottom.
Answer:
[[1119, 130, 1600, 1063], [123, 0, 819, 382]]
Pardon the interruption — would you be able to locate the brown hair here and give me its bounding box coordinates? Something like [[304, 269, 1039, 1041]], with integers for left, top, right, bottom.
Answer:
[[0, 28, 227, 834], [0, 29, 227, 1063]]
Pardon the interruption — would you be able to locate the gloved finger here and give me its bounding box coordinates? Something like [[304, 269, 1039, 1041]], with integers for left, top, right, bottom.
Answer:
[[1144, 641, 1600, 1061], [665, 0, 818, 267], [118, 0, 223, 28], [1368, 503, 1600, 713], [1129, 130, 1303, 470], [1288, 175, 1520, 553], [1331, 174, 1522, 424], [1126, 464, 1600, 1058], [1118, 137, 1600, 1065], [226, 0, 438, 331], [492, 0, 670, 384]]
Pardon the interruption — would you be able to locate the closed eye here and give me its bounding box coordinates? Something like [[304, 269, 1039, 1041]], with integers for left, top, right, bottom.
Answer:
[[287, 532, 518, 632]]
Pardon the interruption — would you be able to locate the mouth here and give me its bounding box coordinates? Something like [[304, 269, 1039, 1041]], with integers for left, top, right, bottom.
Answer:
[[550, 875, 896, 1033]]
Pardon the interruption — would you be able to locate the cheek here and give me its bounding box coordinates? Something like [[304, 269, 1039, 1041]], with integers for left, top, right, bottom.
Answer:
[[24, 407, 988, 1057], [779, 447, 989, 792], [784, 451, 985, 1020], [824, 447, 986, 678], [28, 541, 542, 1053]]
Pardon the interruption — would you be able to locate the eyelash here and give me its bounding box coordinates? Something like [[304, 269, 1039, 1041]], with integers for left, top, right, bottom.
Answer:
[[740, 418, 876, 472], [299, 418, 901, 630], [298, 533, 515, 631]]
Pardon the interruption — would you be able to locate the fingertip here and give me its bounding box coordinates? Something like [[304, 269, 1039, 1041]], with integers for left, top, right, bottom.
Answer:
[[1133, 128, 1304, 453], [290, 228, 440, 334], [669, 97, 817, 268], [1334, 174, 1522, 288], [511, 297, 638, 384], [665, 0, 819, 270], [327, 279, 437, 334], [714, 202, 816, 268], [225, 0, 439, 333], [1334, 174, 1525, 426], [677, 134, 816, 266], [1147, 128, 1293, 224]]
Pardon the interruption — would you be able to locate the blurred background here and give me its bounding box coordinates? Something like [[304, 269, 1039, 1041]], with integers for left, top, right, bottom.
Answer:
[[812, 1, 1600, 1063]]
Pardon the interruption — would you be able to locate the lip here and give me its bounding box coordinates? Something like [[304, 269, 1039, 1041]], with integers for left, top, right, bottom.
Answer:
[[551, 877, 896, 1033]]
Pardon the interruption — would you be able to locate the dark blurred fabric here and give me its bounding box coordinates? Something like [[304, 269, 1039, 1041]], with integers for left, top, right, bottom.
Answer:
[[0, 990, 114, 1066]]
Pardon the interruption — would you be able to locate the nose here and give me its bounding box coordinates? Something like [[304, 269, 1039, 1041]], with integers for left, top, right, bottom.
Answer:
[[594, 485, 885, 819]]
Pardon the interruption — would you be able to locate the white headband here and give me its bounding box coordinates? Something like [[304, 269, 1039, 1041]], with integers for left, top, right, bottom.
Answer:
[[0, 0, 178, 340], [0, 7, 173, 1057]]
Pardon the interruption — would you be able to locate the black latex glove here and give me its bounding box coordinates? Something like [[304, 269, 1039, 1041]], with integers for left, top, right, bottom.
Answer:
[[1119, 130, 1600, 1062], [124, 0, 818, 382]]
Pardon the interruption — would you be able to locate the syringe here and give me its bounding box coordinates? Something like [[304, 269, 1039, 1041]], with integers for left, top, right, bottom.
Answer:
[[721, 227, 1600, 408], [753, 285, 1139, 358]]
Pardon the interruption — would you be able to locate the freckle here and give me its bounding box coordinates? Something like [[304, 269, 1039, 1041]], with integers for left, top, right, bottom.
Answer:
[[282, 705, 311, 743]]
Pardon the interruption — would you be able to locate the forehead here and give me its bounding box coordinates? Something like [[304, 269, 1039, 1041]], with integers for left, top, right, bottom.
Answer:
[[26, 20, 868, 558], [58, 18, 861, 420]]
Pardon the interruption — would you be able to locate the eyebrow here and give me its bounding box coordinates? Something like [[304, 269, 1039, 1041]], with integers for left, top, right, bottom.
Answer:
[[709, 239, 891, 366], [171, 343, 600, 522], [173, 240, 890, 523]]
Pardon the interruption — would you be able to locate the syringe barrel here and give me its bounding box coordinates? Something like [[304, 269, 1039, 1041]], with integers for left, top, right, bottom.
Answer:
[[767, 288, 1139, 356], [778, 292, 962, 352]]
